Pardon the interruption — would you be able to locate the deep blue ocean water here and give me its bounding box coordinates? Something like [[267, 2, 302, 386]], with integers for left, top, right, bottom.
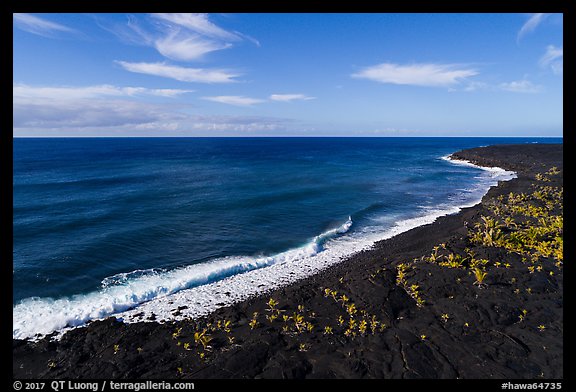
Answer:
[[13, 137, 561, 338]]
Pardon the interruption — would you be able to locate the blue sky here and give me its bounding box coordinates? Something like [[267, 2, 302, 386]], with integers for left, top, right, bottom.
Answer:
[[13, 13, 563, 137]]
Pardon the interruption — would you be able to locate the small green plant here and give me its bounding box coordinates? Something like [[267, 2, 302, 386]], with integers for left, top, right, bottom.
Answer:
[[473, 268, 488, 287], [172, 327, 182, 339], [249, 312, 259, 330], [440, 252, 465, 268], [396, 263, 408, 285], [330, 290, 339, 301], [267, 298, 279, 309], [266, 313, 278, 323], [346, 303, 357, 316], [518, 309, 528, 322], [193, 329, 213, 350], [292, 313, 307, 333], [324, 326, 333, 335], [113, 344, 120, 355], [370, 315, 379, 334], [358, 319, 368, 335], [504, 216, 517, 229], [346, 318, 357, 337]]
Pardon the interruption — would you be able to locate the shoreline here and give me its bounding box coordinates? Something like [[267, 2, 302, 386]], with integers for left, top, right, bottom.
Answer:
[[13, 143, 563, 379], [13, 151, 515, 341]]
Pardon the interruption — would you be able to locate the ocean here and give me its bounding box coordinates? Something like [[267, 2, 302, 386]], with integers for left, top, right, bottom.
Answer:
[[12, 137, 561, 339]]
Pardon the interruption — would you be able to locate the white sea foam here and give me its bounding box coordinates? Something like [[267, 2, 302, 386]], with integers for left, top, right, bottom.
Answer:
[[13, 157, 516, 340], [13, 217, 353, 339], [440, 155, 516, 181]]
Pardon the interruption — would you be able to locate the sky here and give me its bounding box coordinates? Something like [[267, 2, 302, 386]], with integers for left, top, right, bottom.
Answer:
[[13, 13, 563, 137]]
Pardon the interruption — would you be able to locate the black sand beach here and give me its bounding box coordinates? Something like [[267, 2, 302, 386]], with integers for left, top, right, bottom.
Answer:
[[13, 144, 563, 379]]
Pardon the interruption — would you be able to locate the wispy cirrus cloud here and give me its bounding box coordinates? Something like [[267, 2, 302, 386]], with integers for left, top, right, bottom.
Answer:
[[107, 13, 254, 62], [152, 13, 242, 42], [202, 95, 266, 106], [498, 80, 542, 94], [152, 13, 260, 47], [13, 84, 194, 100], [154, 32, 232, 62], [116, 61, 240, 83], [102, 14, 254, 83], [517, 13, 551, 42], [202, 94, 317, 106], [269, 94, 316, 102], [458, 79, 542, 94], [539, 45, 563, 75], [352, 63, 478, 88], [13, 13, 77, 37]]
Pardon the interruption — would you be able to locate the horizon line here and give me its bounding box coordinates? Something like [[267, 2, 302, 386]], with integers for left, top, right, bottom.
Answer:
[[12, 135, 564, 139]]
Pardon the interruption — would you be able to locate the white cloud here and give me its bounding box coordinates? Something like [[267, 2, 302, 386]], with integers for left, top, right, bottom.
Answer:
[[152, 13, 261, 48], [177, 115, 294, 132], [269, 94, 316, 102], [117, 61, 239, 83], [461, 81, 490, 92], [202, 95, 265, 106], [498, 80, 542, 93], [13, 83, 191, 130], [352, 63, 478, 87], [108, 13, 254, 62], [518, 13, 551, 42], [13, 98, 185, 129], [152, 13, 241, 41], [13, 84, 194, 100], [454, 79, 543, 94], [13, 84, 297, 136], [13, 98, 293, 135], [154, 31, 232, 61], [539, 45, 563, 75], [13, 13, 76, 37]]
